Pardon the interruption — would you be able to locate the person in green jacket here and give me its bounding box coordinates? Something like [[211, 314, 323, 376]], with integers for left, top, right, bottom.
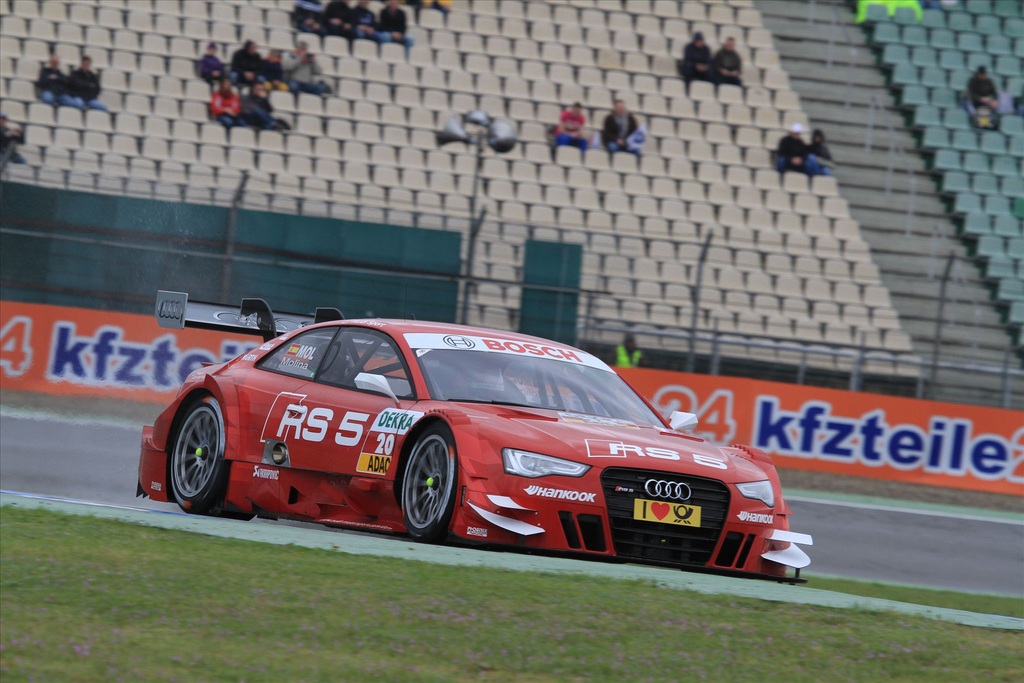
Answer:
[[615, 334, 642, 368]]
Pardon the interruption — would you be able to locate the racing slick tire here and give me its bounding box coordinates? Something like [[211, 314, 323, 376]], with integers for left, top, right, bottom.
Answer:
[[169, 396, 230, 515], [401, 423, 459, 543]]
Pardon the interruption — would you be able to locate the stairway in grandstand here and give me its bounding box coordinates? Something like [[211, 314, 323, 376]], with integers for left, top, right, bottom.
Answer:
[[757, 0, 1022, 406], [1, 0, 969, 395]]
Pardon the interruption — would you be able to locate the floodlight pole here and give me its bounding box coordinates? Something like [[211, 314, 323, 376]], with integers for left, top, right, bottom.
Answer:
[[459, 132, 485, 327]]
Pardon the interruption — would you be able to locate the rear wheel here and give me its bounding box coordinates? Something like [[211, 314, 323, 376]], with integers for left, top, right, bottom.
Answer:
[[169, 396, 229, 515], [401, 424, 458, 542]]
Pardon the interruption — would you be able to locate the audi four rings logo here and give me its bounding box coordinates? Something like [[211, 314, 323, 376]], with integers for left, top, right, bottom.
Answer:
[[644, 480, 692, 501], [157, 300, 183, 319], [443, 335, 476, 349]]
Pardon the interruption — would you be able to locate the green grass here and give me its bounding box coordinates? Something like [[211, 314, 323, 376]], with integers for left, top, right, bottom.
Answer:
[[808, 575, 1024, 620], [1, 508, 1021, 683]]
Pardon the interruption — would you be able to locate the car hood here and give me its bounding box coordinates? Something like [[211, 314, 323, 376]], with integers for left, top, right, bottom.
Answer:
[[439, 403, 770, 484]]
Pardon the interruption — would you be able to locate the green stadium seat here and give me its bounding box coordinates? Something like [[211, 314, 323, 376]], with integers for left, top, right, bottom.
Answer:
[[865, 3, 890, 24], [901, 84, 929, 107], [891, 62, 920, 86], [963, 151, 990, 173], [954, 192, 983, 214], [980, 132, 1008, 156], [1016, 39, 1024, 58], [972, 173, 1000, 195], [1010, 301, 1024, 325], [920, 67, 947, 88], [991, 155, 1019, 177], [930, 28, 956, 50], [943, 109, 971, 131], [964, 0, 993, 14], [995, 2, 1022, 18], [931, 88, 959, 109], [874, 22, 901, 45], [974, 15, 1002, 36], [957, 32, 984, 53], [903, 25, 929, 47], [995, 56, 1022, 78], [987, 35, 1012, 56], [984, 196, 1012, 216], [975, 234, 1005, 258], [894, 6, 919, 24], [922, 125, 950, 149], [1009, 238, 1024, 258], [997, 278, 1024, 303], [1001, 176, 1024, 202], [939, 49, 966, 71], [1016, 197, 1024, 220], [882, 43, 910, 66], [911, 46, 938, 67], [933, 148, 962, 171], [1001, 116, 1024, 137], [948, 12, 974, 32], [993, 215, 1023, 238], [913, 105, 941, 127], [1009, 136, 1024, 157], [948, 68, 972, 90], [966, 52, 991, 72], [1007, 19, 1024, 39], [961, 212, 992, 237], [921, 10, 946, 29], [986, 254, 1015, 279], [943, 171, 971, 193]]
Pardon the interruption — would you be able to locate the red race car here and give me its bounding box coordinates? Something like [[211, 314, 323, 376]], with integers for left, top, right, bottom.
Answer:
[[139, 291, 812, 581]]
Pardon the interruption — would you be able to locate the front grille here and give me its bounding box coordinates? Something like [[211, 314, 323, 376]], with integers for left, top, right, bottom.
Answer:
[[601, 468, 730, 566]]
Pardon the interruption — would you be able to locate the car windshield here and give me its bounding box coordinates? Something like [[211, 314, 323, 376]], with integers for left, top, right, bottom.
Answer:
[[412, 348, 664, 427]]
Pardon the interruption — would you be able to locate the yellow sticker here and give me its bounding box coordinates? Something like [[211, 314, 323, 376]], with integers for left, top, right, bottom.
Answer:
[[632, 498, 702, 527], [356, 452, 392, 476]]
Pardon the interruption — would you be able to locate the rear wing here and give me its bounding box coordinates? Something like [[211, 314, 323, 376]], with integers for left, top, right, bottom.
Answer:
[[154, 290, 343, 342]]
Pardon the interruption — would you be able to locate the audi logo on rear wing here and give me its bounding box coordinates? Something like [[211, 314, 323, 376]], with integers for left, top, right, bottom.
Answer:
[[155, 290, 187, 329]]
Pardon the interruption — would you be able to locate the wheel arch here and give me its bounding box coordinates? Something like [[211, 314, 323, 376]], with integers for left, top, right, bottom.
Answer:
[[391, 415, 452, 506]]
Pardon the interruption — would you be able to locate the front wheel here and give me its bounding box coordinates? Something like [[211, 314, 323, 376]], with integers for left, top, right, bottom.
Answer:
[[169, 396, 229, 515], [401, 424, 458, 543]]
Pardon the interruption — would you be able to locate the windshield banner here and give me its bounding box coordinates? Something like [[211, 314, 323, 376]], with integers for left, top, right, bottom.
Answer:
[[619, 367, 1023, 496], [1, 301, 257, 403]]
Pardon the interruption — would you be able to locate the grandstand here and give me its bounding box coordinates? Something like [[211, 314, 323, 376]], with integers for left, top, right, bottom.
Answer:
[[0, 0, 1020, 407]]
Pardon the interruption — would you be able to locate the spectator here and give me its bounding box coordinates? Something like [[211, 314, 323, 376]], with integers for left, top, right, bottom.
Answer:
[[679, 32, 712, 87], [554, 102, 588, 152], [408, 0, 451, 16], [283, 42, 331, 96], [230, 40, 263, 89], [241, 83, 276, 130], [0, 113, 27, 165], [352, 0, 378, 42], [712, 36, 743, 87], [210, 78, 242, 128], [66, 56, 108, 111], [198, 42, 224, 86], [377, 0, 414, 54], [323, 0, 354, 39], [808, 129, 834, 176], [625, 122, 648, 156], [776, 123, 825, 176], [614, 334, 642, 368], [36, 54, 73, 107], [261, 50, 289, 91], [293, 0, 324, 34], [966, 66, 998, 110], [601, 99, 639, 155]]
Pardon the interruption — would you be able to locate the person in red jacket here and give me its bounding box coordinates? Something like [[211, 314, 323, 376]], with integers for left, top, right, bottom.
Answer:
[[210, 78, 242, 128]]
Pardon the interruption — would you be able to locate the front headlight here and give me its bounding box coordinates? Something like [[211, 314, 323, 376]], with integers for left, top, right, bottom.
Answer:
[[502, 448, 591, 478], [736, 480, 775, 508]]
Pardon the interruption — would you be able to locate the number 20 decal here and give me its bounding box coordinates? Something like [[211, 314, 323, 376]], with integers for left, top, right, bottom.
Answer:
[[375, 433, 395, 456]]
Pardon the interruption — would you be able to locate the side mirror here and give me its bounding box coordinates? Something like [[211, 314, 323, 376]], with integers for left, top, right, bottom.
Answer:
[[355, 373, 399, 404], [669, 411, 699, 432]]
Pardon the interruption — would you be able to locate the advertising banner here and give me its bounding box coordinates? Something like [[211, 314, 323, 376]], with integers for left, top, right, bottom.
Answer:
[[619, 367, 1023, 496], [0, 301, 256, 404]]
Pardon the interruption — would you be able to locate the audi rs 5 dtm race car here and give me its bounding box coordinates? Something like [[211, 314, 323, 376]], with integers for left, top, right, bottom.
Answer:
[[139, 291, 813, 581]]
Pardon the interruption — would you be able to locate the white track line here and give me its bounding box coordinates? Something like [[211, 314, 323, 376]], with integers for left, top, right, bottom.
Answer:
[[787, 495, 1024, 526]]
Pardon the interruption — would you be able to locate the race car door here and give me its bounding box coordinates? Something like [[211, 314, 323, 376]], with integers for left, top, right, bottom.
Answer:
[[248, 327, 338, 464], [286, 326, 420, 477]]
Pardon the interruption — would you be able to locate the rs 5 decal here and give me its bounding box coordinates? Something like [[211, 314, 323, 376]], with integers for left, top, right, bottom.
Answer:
[[260, 393, 370, 446], [584, 439, 727, 469]]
